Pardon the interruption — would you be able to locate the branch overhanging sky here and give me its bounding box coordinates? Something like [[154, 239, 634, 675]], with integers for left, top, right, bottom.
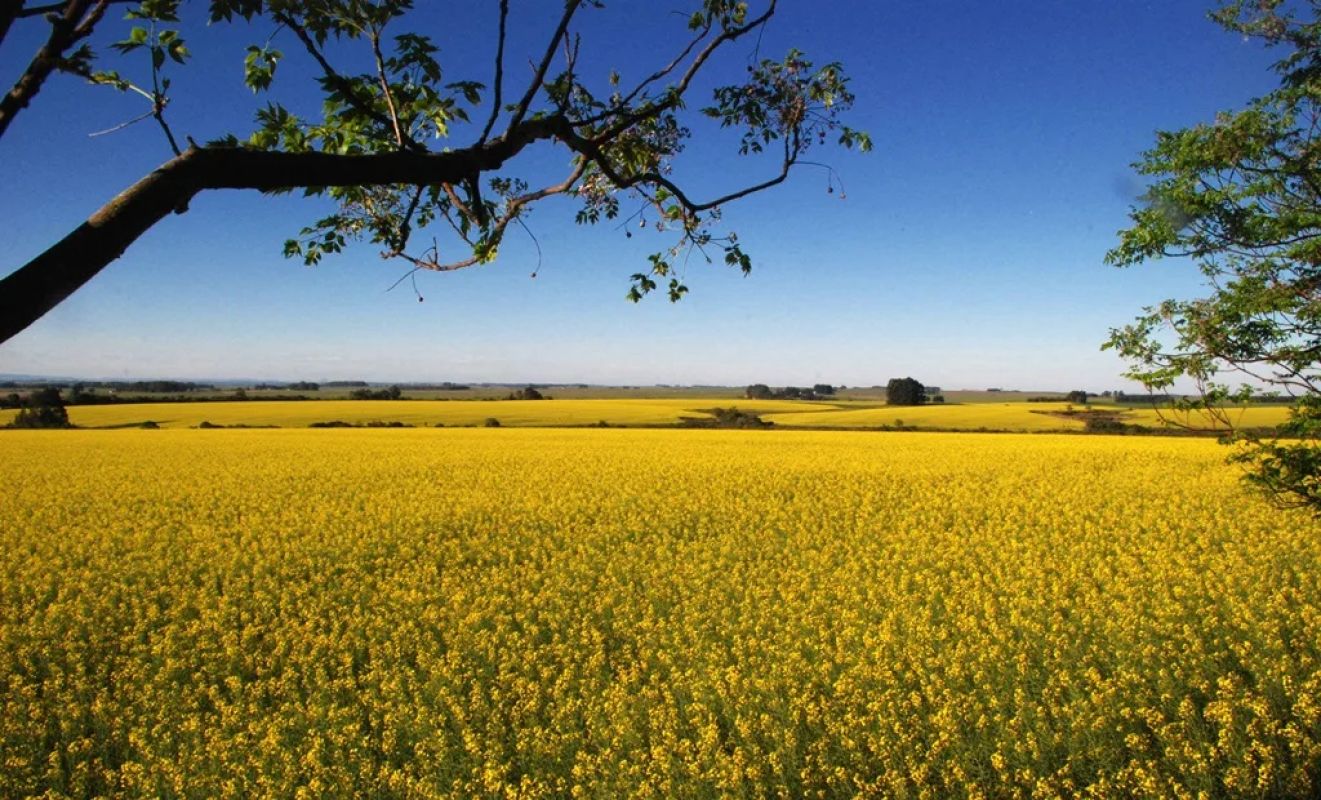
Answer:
[[0, 1, 1281, 390]]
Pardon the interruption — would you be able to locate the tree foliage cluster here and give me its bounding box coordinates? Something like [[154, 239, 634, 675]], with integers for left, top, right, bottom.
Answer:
[[6, 388, 71, 428], [743, 383, 834, 400], [349, 384, 403, 400], [506, 386, 547, 400], [885, 377, 925, 407], [683, 406, 772, 428], [0, 0, 868, 344], [1107, 0, 1321, 512]]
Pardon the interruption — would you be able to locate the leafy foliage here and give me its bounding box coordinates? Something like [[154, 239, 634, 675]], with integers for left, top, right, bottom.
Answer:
[[886, 377, 926, 407], [7, 389, 71, 429], [1106, 0, 1321, 512]]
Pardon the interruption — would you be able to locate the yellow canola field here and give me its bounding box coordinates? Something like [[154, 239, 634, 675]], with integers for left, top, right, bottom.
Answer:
[[0, 397, 838, 429], [0, 398, 1296, 432], [767, 402, 1295, 431], [1121, 404, 1293, 431], [3, 430, 1320, 798], [766, 401, 1087, 430]]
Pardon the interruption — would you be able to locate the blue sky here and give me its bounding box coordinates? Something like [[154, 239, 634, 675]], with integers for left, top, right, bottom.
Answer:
[[0, 1, 1282, 389]]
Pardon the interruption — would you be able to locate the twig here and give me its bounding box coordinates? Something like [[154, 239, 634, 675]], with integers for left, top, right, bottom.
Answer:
[[516, 216, 543, 277], [0, 0, 112, 142], [88, 108, 152, 137], [370, 28, 405, 147], [505, 0, 579, 133]]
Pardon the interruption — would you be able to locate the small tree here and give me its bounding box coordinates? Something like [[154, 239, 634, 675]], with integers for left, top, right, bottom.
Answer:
[[812, 383, 835, 396], [744, 383, 773, 400], [1065, 390, 1089, 405], [8, 388, 71, 428], [886, 377, 925, 406]]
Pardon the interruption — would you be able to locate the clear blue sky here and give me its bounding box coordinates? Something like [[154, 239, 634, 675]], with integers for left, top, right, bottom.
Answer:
[[0, 1, 1281, 390]]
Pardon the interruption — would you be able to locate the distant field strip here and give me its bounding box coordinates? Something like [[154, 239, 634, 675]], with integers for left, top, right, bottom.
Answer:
[[767, 402, 1295, 431], [2, 430, 1318, 797], [0, 398, 1297, 431], [1120, 404, 1293, 430], [0, 398, 839, 429], [765, 402, 1088, 430]]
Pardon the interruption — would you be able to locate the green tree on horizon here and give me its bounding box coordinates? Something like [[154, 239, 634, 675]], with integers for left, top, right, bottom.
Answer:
[[886, 377, 925, 407]]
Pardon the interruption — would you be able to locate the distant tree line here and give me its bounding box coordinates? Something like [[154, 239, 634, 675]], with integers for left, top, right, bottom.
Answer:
[[249, 382, 321, 391], [331, 381, 472, 392], [1, 387, 312, 407], [506, 387, 549, 400], [0, 380, 214, 395], [745, 384, 836, 400], [350, 385, 403, 400], [408, 382, 472, 391], [1028, 391, 1090, 404]]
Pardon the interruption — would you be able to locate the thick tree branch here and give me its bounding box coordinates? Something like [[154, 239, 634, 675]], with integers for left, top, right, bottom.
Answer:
[[15, 0, 127, 17], [0, 0, 24, 50], [0, 154, 198, 346], [0, 116, 568, 343]]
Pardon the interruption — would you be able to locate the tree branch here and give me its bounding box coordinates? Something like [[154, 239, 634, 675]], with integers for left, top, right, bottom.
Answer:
[[566, 125, 798, 214], [408, 159, 586, 273], [505, 0, 579, 133], [0, 0, 24, 50], [0, 0, 110, 142], [14, 0, 127, 17], [571, 20, 713, 127], [275, 11, 419, 151], [369, 28, 404, 148], [0, 116, 568, 343], [477, 0, 508, 145], [577, 1, 776, 141]]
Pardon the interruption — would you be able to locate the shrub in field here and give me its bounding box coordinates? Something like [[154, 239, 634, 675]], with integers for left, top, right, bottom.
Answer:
[[7, 388, 70, 428]]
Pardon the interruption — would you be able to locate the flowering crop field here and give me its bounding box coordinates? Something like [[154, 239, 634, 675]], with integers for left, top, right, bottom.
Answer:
[[0, 398, 1294, 432], [762, 403, 1294, 432], [0, 398, 836, 430], [2, 429, 1319, 798]]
